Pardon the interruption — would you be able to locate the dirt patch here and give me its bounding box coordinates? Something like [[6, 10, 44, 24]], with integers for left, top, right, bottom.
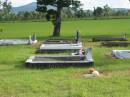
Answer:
[[72, 71, 84, 78], [73, 70, 130, 78], [83, 41, 100, 48], [103, 70, 130, 77]]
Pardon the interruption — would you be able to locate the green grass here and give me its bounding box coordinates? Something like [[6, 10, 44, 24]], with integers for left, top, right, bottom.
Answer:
[[1, 19, 130, 39], [0, 19, 130, 97]]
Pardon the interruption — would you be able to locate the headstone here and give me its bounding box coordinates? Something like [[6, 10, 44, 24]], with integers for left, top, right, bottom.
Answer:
[[28, 36, 32, 45], [75, 30, 80, 43], [31, 34, 36, 41]]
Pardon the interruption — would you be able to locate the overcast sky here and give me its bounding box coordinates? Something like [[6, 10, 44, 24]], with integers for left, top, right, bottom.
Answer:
[[7, 0, 130, 9]]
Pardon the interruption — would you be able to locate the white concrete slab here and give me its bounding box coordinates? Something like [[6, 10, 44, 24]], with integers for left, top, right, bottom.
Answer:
[[112, 50, 130, 59], [40, 42, 83, 50]]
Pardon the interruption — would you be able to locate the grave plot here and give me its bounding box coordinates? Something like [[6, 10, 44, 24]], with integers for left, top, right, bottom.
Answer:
[[0, 39, 29, 45], [92, 34, 128, 42], [112, 50, 130, 59], [37, 31, 82, 53], [44, 31, 81, 44], [101, 41, 130, 47], [38, 42, 83, 53], [0, 34, 37, 46], [44, 39, 77, 44], [26, 48, 94, 68], [92, 37, 127, 42]]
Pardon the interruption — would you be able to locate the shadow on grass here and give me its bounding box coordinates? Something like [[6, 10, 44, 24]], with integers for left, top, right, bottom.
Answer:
[[14, 61, 28, 69]]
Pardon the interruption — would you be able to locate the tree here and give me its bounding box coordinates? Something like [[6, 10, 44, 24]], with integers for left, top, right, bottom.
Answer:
[[37, 0, 81, 36], [3, 0, 12, 14], [71, 1, 82, 18], [75, 8, 85, 18], [93, 7, 103, 19], [61, 7, 74, 19], [103, 4, 112, 17], [0, 0, 12, 20], [85, 10, 93, 17], [0, 1, 2, 10]]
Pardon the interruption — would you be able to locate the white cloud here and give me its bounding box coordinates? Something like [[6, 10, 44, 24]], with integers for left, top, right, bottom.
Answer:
[[8, 0, 130, 9], [80, 0, 130, 10]]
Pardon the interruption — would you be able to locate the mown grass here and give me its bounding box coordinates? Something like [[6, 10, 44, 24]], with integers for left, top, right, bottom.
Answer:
[[0, 19, 130, 97], [1, 19, 130, 39]]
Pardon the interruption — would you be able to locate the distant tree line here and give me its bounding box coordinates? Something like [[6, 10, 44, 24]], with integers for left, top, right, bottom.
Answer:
[[0, 0, 46, 21], [93, 5, 130, 19], [0, 1, 130, 22], [62, 4, 130, 19]]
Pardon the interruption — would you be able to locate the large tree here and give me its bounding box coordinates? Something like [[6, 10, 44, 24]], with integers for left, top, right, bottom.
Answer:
[[37, 0, 81, 36]]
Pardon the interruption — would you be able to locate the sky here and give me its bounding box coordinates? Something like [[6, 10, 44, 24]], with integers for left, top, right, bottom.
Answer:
[[7, 0, 130, 10]]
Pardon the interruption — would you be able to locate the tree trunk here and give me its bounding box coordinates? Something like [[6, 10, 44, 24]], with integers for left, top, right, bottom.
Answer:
[[53, 7, 61, 37]]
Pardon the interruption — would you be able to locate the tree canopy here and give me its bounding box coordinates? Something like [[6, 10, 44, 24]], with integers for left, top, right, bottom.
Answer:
[[37, 0, 81, 36]]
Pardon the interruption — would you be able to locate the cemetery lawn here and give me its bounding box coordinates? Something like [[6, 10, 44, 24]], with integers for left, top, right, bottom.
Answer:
[[0, 19, 130, 97]]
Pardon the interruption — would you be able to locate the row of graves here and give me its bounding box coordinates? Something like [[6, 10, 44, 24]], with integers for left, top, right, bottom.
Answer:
[[26, 31, 94, 68], [1, 31, 130, 68], [92, 33, 130, 59]]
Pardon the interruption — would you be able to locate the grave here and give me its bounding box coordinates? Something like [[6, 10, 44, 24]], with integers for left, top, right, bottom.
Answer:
[[44, 31, 81, 44], [101, 41, 130, 47], [44, 39, 76, 44], [0, 34, 37, 46], [38, 42, 83, 53], [112, 50, 130, 59], [26, 48, 94, 68], [38, 31, 82, 53], [92, 33, 127, 42], [92, 37, 127, 42]]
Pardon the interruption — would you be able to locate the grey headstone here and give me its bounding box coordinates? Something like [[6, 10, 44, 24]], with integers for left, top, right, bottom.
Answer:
[[31, 34, 36, 41], [75, 30, 80, 43], [28, 36, 32, 45]]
